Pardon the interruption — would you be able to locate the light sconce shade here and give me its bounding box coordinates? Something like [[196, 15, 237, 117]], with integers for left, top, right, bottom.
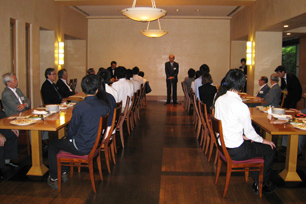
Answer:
[[58, 42, 64, 65], [246, 41, 252, 65], [122, 0, 167, 21], [141, 19, 168, 38]]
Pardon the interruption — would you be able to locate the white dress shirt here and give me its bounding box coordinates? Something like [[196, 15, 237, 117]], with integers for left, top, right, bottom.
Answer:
[[112, 78, 134, 109], [129, 78, 141, 92], [106, 84, 119, 102], [133, 75, 146, 85], [193, 77, 202, 99], [215, 91, 263, 148], [61, 78, 73, 92]]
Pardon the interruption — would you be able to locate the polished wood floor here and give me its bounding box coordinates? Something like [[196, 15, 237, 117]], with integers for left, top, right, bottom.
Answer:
[[1, 102, 306, 203]]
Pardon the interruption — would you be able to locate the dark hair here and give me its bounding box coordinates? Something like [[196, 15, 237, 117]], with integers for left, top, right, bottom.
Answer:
[[202, 73, 213, 85], [138, 71, 144, 77], [241, 58, 246, 63], [87, 68, 95, 75], [132, 66, 140, 75], [213, 75, 229, 107], [274, 65, 286, 73], [225, 69, 246, 91], [116, 66, 127, 79], [81, 75, 100, 94], [58, 69, 66, 79], [97, 68, 111, 84], [96, 69, 111, 106], [188, 68, 195, 78], [45, 68, 55, 79], [195, 71, 202, 79], [111, 61, 117, 66], [199, 64, 210, 74], [126, 69, 133, 79], [260, 76, 268, 84]]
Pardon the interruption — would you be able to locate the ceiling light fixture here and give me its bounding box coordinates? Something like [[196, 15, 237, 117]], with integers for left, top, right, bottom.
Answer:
[[286, 33, 291, 36], [140, 19, 168, 38], [283, 25, 289, 28], [122, 0, 167, 22]]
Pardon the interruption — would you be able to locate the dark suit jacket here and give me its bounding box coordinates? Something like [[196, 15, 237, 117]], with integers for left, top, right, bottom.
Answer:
[[165, 61, 179, 82], [256, 84, 270, 99], [56, 79, 75, 98], [41, 80, 62, 105], [281, 73, 302, 108], [107, 67, 117, 79], [1, 87, 31, 116], [263, 83, 282, 108], [199, 83, 217, 113]]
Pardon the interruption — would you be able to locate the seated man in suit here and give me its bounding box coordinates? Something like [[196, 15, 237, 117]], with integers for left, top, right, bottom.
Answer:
[[263, 73, 282, 107], [41, 68, 62, 105], [56, 69, 77, 98], [107, 61, 117, 83], [47, 75, 110, 189], [2, 73, 31, 116], [0, 110, 19, 178], [255, 76, 270, 99]]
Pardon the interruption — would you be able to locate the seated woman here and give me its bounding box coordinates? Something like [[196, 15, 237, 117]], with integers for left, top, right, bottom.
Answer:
[[183, 68, 195, 94], [199, 73, 217, 114]]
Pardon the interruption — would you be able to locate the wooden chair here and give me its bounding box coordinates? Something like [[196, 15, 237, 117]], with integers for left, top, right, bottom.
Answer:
[[280, 90, 287, 108], [211, 116, 264, 198], [101, 105, 121, 173], [193, 95, 202, 140], [198, 101, 210, 153], [117, 96, 130, 148], [111, 101, 123, 153], [201, 102, 218, 164], [56, 114, 109, 193], [127, 93, 137, 133]]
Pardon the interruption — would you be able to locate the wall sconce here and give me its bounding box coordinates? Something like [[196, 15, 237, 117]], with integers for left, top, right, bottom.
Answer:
[[246, 41, 252, 65], [58, 42, 64, 65]]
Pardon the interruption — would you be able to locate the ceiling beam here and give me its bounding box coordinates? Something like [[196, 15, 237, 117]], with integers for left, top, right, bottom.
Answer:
[[55, 0, 255, 7]]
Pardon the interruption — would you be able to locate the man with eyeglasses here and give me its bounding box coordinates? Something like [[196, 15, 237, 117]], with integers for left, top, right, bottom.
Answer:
[[255, 76, 270, 99], [41, 68, 63, 105]]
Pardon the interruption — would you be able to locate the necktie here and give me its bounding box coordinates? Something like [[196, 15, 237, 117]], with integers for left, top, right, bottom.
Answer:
[[52, 83, 62, 100]]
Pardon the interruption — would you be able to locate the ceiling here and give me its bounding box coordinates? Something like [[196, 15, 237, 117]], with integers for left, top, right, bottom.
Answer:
[[55, 0, 306, 41]]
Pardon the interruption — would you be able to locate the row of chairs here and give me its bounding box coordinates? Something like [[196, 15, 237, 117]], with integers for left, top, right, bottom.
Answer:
[[56, 84, 148, 193], [182, 83, 264, 198]]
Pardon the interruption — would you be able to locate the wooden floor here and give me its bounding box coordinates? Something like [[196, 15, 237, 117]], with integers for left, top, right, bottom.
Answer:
[[1, 102, 306, 203]]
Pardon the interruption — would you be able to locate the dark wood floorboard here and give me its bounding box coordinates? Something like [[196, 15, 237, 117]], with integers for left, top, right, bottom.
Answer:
[[1, 101, 306, 203]]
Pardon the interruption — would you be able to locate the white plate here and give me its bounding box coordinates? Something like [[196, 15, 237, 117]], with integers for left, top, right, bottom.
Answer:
[[291, 123, 306, 131], [272, 114, 292, 120], [10, 119, 37, 126], [59, 106, 68, 110]]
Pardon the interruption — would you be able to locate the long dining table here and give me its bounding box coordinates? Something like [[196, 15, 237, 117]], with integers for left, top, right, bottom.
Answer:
[[0, 107, 73, 176], [249, 107, 306, 182], [239, 93, 267, 104], [63, 92, 86, 101]]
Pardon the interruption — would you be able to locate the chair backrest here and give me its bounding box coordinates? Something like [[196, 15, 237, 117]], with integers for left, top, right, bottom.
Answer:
[[211, 116, 232, 163], [40, 90, 45, 106], [201, 102, 217, 144], [121, 96, 130, 121], [88, 114, 109, 159], [116, 101, 123, 108], [103, 106, 120, 144], [193, 94, 201, 119]]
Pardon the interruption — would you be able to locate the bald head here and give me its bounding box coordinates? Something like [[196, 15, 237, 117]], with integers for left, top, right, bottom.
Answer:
[[169, 55, 175, 63]]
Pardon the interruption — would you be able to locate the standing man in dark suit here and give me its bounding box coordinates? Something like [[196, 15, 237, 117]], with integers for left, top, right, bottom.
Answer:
[[1, 73, 31, 116], [56, 69, 77, 98], [165, 54, 179, 105], [107, 61, 117, 83], [275, 65, 302, 108], [41, 68, 62, 105], [255, 76, 270, 99]]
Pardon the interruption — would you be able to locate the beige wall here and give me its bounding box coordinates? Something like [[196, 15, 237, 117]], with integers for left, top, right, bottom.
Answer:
[[231, 41, 246, 69], [231, 0, 306, 95], [0, 0, 87, 107], [88, 18, 231, 99]]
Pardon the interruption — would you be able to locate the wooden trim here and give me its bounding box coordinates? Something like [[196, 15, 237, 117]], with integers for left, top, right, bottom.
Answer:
[[26, 23, 31, 101], [10, 18, 16, 73]]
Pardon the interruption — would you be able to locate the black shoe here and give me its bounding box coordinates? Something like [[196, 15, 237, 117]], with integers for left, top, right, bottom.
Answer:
[[252, 182, 275, 195], [164, 102, 170, 105], [173, 102, 179, 105], [6, 161, 19, 168]]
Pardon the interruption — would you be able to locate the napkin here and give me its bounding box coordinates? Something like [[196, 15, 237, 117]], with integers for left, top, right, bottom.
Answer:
[[272, 114, 292, 120]]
